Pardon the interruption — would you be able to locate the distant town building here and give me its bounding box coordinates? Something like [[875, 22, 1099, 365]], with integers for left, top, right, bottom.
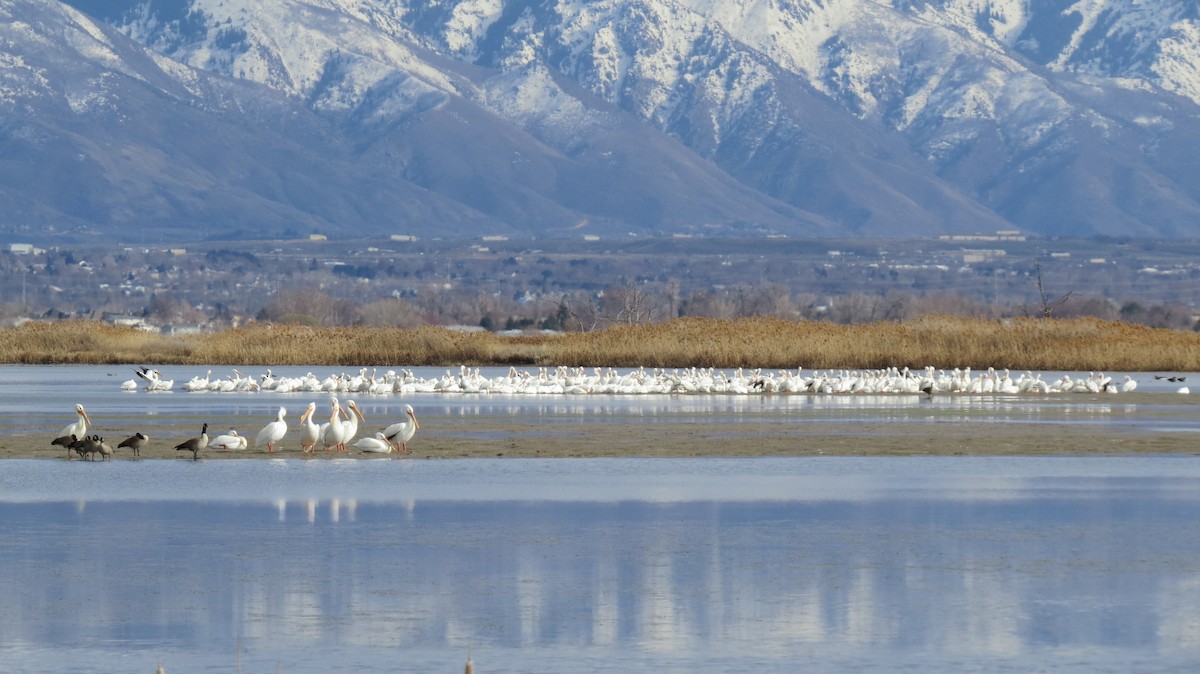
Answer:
[[101, 312, 154, 331], [962, 249, 1007, 264], [939, 230, 1026, 242]]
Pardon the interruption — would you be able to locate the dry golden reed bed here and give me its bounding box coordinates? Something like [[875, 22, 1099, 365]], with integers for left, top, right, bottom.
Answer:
[[2, 316, 1198, 371]]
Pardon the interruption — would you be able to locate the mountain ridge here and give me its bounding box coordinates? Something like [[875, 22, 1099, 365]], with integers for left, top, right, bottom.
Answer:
[[1, 0, 1198, 244]]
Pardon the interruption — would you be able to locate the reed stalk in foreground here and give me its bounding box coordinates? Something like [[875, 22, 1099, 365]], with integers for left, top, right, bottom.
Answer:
[[0, 316, 1197, 372]]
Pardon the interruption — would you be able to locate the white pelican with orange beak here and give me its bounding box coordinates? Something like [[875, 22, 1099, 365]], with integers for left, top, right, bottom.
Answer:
[[354, 432, 393, 454], [254, 406, 288, 453], [59, 404, 92, 441], [382, 404, 420, 454], [299, 402, 320, 454]]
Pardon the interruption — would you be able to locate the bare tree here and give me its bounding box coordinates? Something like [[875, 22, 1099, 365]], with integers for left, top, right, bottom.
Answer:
[[1024, 260, 1074, 318], [260, 288, 362, 326], [359, 298, 424, 328], [602, 281, 658, 325], [679, 289, 738, 319], [564, 294, 603, 332]]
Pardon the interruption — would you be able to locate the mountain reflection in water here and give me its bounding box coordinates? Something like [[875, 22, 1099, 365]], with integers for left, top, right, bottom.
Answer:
[[3, 457, 1200, 672]]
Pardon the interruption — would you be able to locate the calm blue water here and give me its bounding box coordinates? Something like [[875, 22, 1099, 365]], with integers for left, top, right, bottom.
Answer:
[[3, 457, 1200, 673]]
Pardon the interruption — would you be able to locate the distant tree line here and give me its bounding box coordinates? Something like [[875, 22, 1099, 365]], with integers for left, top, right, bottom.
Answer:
[[2, 241, 1199, 333], [233, 281, 1200, 333]]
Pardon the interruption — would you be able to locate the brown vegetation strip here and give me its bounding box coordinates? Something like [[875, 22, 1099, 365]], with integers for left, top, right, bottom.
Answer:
[[1, 316, 1199, 371]]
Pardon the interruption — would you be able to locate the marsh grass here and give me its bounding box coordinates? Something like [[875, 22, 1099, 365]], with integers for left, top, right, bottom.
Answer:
[[0, 316, 1197, 371]]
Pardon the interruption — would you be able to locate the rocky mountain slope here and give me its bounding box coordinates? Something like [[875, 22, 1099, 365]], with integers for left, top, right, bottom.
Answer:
[[2, 0, 1198, 243]]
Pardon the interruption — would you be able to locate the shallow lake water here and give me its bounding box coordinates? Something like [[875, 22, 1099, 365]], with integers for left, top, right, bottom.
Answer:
[[4, 457, 1200, 673], [4, 365, 1200, 672]]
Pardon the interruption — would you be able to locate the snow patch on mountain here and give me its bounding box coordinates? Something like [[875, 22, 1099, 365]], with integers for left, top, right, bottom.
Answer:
[[1153, 19, 1200, 103], [482, 64, 601, 132], [0, 53, 49, 106], [444, 0, 505, 57], [116, 0, 462, 102]]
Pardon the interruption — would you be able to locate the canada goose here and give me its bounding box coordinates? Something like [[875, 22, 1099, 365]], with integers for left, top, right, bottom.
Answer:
[[72, 435, 101, 461], [117, 432, 149, 457], [52, 433, 78, 458], [175, 423, 208, 461]]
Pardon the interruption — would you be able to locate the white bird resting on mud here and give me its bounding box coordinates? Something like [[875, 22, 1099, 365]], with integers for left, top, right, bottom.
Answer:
[[209, 429, 248, 450]]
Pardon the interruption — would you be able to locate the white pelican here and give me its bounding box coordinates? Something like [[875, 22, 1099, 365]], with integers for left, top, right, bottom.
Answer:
[[342, 400, 365, 448], [175, 423, 208, 461], [117, 432, 148, 457], [323, 400, 353, 452], [382, 404, 420, 453], [183, 370, 212, 392], [255, 407, 288, 453], [354, 432, 393, 454], [325, 400, 363, 452], [135, 367, 174, 391], [209, 429, 248, 450], [58, 404, 92, 442], [299, 402, 320, 454], [134, 366, 159, 386]]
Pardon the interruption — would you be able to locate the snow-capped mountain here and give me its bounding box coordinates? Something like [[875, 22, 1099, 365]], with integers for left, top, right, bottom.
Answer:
[[4, 0, 1200, 243]]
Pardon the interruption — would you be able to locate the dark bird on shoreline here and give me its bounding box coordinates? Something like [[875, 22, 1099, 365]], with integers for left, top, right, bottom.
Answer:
[[70, 435, 102, 461], [52, 433, 78, 458], [118, 432, 149, 457], [175, 424, 208, 461]]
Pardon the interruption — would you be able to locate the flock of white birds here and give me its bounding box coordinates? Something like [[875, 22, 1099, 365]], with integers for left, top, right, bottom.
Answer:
[[56, 398, 420, 460], [120, 364, 1178, 397], [61, 364, 1182, 460]]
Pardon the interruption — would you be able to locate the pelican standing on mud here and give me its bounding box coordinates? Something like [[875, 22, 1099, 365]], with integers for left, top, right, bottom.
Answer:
[[255, 407, 288, 453], [298, 401, 320, 454], [54, 404, 92, 444], [383, 404, 420, 453]]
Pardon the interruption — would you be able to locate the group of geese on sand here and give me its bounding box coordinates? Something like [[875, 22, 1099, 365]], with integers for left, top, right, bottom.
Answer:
[[51, 401, 420, 461], [124, 365, 1173, 397]]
